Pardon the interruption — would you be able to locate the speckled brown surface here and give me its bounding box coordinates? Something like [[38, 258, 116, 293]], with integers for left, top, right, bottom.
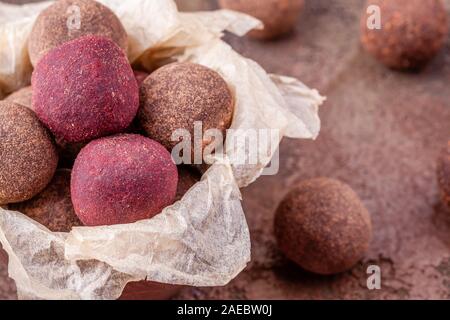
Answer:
[[7, 169, 82, 232], [0, 102, 58, 205], [218, 0, 305, 39], [138, 62, 234, 154], [1, 0, 450, 300], [361, 0, 448, 70], [28, 0, 128, 66], [274, 178, 372, 275], [4, 86, 32, 109]]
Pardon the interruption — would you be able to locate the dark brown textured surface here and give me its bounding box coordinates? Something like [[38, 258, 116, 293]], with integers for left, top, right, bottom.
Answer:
[[8, 169, 82, 232], [361, 0, 448, 70], [28, 0, 128, 66], [274, 178, 372, 275], [138, 62, 234, 155], [32, 35, 139, 143], [1, 0, 450, 300], [120, 281, 184, 301], [0, 102, 58, 205], [218, 0, 305, 39]]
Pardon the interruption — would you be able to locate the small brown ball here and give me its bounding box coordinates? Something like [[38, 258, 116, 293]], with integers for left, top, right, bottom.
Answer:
[[175, 166, 201, 201], [274, 178, 372, 275], [360, 0, 448, 70], [437, 141, 450, 208], [138, 62, 234, 157], [5, 86, 32, 109], [0, 102, 58, 205], [8, 169, 82, 232], [218, 0, 305, 40], [28, 0, 128, 66]]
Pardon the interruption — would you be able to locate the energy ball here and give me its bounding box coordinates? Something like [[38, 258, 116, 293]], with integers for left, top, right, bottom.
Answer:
[[274, 178, 372, 275], [28, 0, 128, 66], [5, 86, 32, 109], [361, 0, 448, 70], [71, 134, 178, 226], [138, 62, 234, 158], [0, 102, 58, 205], [8, 170, 82, 232], [175, 166, 201, 201], [32, 35, 139, 143], [120, 281, 183, 300], [437, 141, 450, 208], [218, 0, 305, 40]]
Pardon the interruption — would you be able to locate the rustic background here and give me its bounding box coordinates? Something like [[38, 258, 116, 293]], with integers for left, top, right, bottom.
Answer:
[[1, 0, 449, 300]]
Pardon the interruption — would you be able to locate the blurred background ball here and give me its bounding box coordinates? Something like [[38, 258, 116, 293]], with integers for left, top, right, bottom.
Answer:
[[218, 0, 305, 40]]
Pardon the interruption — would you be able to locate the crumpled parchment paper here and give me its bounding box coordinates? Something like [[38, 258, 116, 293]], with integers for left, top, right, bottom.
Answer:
[[0, 0, 325, 300]]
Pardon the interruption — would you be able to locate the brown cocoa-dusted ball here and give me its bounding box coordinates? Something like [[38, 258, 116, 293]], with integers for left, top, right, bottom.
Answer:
[[274, 178, 372, 275], [28, 0, 128, 66], [175, 166, 201, 201], [360, 0, 448, 70], [133, 70, 149, 87], [5, 86, 32, 109], [119, 281, 183, 300], [218, 0, 305, 40], [0, 102, 58, 205], [8, 169, 82, 232], [138, 62, 234, 157], [437, 141, 450, 208]]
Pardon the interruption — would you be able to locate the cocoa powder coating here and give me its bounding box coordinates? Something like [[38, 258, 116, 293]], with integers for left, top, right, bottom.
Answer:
[[5, 86, 32, 109], [437, 141, 450, 208], [8, 169, 82, 232], [218, 0, 305, 39], [28, 0, 128, 66], [0, 102, 58, 205], [274, 178, 372, 275], [361, 0, 448, 70], [32, 35, 139, 143], [71, 134, 178, 226], [138, 62, 234, 155]]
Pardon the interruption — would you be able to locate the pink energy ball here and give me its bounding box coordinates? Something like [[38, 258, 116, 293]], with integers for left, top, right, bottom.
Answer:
[[71, 134, 178, 226], [32, 35, 139, 143]]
